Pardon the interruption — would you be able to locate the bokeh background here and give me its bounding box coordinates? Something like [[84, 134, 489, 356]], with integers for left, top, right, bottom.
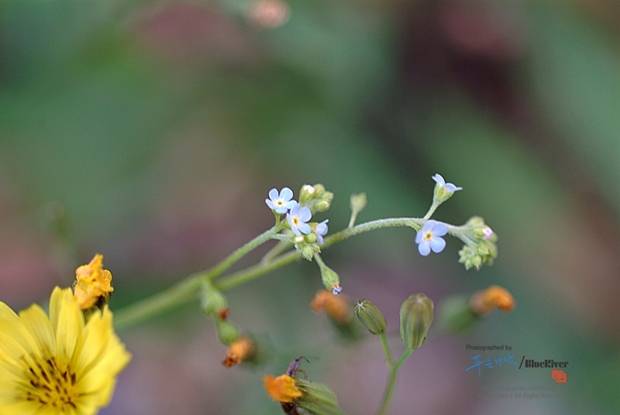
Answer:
[[1, 0, 619, 414]]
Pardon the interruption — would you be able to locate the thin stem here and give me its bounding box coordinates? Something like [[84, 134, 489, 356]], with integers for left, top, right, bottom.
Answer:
[[422, 201, 439, 220], [114, 226, 279, 330], [379, 333, 393, 367], [113, 217, 425, 330], [377, 348, 413, 415]]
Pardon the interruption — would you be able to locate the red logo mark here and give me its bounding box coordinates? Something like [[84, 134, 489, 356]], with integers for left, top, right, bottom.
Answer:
[[551, 370, 567, 383]]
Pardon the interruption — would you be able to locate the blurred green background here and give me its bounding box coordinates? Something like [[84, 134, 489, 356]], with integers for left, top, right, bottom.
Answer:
[[1, 0, 619, 414]]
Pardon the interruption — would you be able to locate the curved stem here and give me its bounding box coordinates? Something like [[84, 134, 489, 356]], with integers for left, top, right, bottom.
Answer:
[[114, 226, 279, 329], [113, 217, 424, 330]]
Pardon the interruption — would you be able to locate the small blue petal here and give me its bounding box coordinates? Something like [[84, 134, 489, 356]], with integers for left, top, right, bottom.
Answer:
[[432, 174, 445, 186], [297, 223, 312, 235], [418, 241, 431, 256], [432, 222, 448, 236], [429, 237, 446, 253], [280, 187, 293, 201], [298, 207, 312, 222], [332, 286, 342, 295]]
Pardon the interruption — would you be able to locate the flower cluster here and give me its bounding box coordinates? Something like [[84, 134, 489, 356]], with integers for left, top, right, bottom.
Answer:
[[412, 174, 498, 271], [266, 185, 333, 260], [455, 217, 498, 270], [266, 185, 343, 294]]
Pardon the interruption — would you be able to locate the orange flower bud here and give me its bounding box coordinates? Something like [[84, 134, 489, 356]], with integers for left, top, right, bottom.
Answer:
[[222, 336, 255, 367], [310, 290, 352, 324], [471, 285, 516, 315]]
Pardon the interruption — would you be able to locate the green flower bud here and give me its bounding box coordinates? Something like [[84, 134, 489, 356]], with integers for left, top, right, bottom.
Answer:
[[295, 378, 346, 415], [297, 242, 320, 261], [304, 232, 318, 244], [312, 184, 326, 198], [314, 200, 331, 212], [454, 217, 498, 270], [320, 265, 341, 294], [399, 294, 434, 350], [215, 318, 240, 345], [300, 184, 333, 213], [200, 281, 228, 316], [350, 192, 367, 213], [300, 184, 317, 204], [354, 299, 387, 335]]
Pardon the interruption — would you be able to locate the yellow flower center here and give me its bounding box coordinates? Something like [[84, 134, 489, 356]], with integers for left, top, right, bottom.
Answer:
[[22, 353, 79, 410], [423, 231, 434, 241]]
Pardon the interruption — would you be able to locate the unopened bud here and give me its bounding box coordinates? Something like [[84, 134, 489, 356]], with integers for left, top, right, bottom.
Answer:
[[354, 299, 387, 335], [315, 255, 341, 294], [200, 281, 228, 317], [222, 336, 255, 367], [399, 294, 434, 350], [300, 184, 316, 204], [295, 378, 344, 415], [350, 193, 367, 214], [216, 318, 240, 345]]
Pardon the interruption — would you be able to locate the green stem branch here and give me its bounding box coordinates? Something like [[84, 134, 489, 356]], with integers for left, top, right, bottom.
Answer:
[[114, 217, 425, 330], [377, 347, 413, 415]]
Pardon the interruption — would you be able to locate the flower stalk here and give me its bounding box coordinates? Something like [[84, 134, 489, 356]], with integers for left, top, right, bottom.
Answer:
[[114, 217, 425, 330]]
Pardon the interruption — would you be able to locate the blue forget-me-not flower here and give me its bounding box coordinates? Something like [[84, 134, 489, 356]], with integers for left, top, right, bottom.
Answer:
[[287, 203, 312, 235], [415, 220, 449, 256], [314, 220, 329, 245], [432, 174, 463, 193], [266, 187, 297, 214]]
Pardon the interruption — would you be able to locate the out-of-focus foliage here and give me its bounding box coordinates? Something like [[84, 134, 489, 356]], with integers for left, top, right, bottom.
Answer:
[[1, 0, 619, 414]]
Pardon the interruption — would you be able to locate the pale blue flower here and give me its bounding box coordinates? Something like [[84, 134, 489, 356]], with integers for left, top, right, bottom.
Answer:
[[287, 203, 312, 235], [314, 219, 329, 244], [432, 174, 462, 193], [415, 220, 449, 256], [266, 187, 297, 214]]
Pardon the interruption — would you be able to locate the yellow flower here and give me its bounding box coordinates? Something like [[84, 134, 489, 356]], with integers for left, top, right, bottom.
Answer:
[[263, 374, 303, 403], [73, 254, 114, 310], [0, 287, 131, 415]]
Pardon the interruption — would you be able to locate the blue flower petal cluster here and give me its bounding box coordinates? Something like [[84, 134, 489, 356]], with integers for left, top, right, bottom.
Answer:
[[287, 203, 312, 235], [415, 220, 449, 256], [265, 187, 297, 214], [432, 174, 462, 193]]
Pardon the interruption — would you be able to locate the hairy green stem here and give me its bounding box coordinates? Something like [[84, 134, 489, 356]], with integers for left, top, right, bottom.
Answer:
[[114, 226, 279, 329], [377, 346, 413, 415], [114, 217, 425, 330]]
